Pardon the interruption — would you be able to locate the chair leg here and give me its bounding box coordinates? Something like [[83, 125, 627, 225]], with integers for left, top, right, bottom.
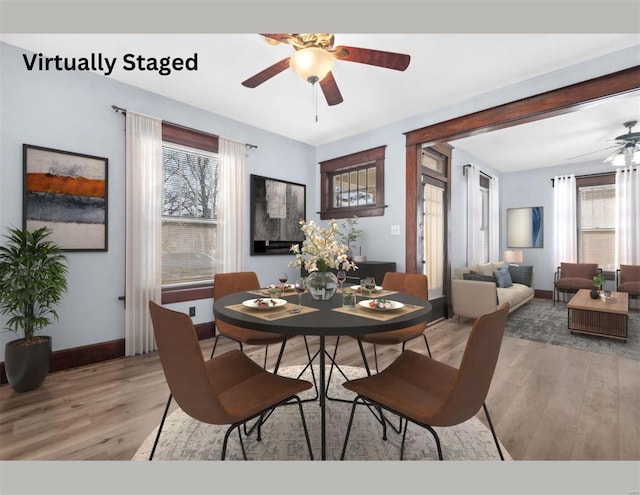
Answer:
[[423, 334, 432, 358], [263, 344, 269, 369], [222, 423, 245, 460], [340, 395, 364, 460], [209, 334, 221, 359], [294, 396, 314, 460], [424, 424, 443, 460], [400, 417, 409, 460], [149, 394, 172, 460], [483, 402, 504, 460]]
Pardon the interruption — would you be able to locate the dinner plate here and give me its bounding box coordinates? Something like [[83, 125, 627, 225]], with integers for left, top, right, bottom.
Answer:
[[358, 299, 405, 311], [242, 298, 287, 310], [350, 285, 383, 292]]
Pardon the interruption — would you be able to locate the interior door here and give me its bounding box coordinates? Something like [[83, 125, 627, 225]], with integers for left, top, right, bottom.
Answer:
[[418, 146, 450, 321]]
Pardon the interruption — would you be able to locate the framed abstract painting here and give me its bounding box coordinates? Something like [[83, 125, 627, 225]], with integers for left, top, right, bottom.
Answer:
[[23, 144, 108, 251], [507, 206, 543, 248]]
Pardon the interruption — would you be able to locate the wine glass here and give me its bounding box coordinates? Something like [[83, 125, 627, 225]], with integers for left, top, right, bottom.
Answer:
[[364, 276, 376, 297], [278, 272, 288, 290], [337, 270, 347, 293], [292, 278, 307, 313]]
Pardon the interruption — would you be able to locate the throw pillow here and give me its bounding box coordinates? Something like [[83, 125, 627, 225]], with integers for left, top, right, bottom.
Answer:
[[463, 273, 496, 283], [493, 265, 513, 288], [509, 265, 533, 287]]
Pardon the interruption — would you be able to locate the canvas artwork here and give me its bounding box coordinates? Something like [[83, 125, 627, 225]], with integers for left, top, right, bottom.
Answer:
[[507, 206, 543, 248], [23, 144, 108, 251], [250, 174, 305, 255]]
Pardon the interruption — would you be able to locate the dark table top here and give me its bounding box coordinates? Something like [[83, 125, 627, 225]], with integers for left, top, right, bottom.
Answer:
[[213, 291, 432, 337]]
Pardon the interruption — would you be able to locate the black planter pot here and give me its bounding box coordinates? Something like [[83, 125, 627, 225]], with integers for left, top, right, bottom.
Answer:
[[4, 336, 51, 392], [590, 289, 601, 299]]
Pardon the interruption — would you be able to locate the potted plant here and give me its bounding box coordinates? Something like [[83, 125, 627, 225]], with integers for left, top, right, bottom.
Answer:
[[591, 272, 606, 299], [338, 216, 364, 262], [0, 226, 68, 392]]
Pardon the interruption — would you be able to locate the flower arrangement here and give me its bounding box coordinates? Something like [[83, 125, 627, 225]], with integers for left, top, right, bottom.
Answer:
[[289, 219, 357, 272]]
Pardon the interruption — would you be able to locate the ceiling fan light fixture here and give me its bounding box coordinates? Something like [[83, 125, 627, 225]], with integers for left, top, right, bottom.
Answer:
[[289, 46, 334, 84], [610, 152, 627, 167]]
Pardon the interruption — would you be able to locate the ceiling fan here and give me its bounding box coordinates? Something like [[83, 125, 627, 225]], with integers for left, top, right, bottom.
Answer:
[[568, 120, 640, 166], [604, 120, 640, 166], [241, 34, 411, 106]]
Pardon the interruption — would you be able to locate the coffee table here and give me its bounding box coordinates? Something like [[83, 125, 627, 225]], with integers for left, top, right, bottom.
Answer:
[[566, 289, 629, 342]]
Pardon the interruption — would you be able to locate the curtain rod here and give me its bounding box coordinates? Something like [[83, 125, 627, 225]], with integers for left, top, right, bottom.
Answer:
[[111, 105, 258, 149], [462, 163, 493, 180], [550, 170, 626, 187]]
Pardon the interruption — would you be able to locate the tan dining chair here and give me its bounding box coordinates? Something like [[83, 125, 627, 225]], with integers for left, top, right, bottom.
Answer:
[[211, 271, 288, 369], [326, 272, 432, 401], [212, 271, 318, 402], [340, 303, 509, 461], [148, 300, 314, 460]]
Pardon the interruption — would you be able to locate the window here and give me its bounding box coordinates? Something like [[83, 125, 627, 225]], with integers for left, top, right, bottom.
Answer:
[[319, 146, 385, 219], [577, 177, 616, 271], [161, 123, 219, 288], [479, 181, 490, 263]]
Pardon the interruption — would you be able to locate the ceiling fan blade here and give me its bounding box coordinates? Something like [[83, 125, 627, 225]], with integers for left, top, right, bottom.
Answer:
[[259, 34, 298, 46], [333, 45, 410, 71], [319, 72, 343, 106], [566, 145, 619, 161], [241, 58, 290, 88]]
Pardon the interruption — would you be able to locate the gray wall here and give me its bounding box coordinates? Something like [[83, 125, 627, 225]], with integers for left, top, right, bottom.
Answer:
[[1, 40, 637, 358]]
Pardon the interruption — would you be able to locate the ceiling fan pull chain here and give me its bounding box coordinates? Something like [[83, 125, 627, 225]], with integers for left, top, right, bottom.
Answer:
[[313, 81, 319, 122]]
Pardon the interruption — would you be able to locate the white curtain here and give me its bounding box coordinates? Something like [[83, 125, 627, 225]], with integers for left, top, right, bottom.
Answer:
[[615, 165, 640, 265], [489, 175, 500, 262], [553, 174, 577, 267], [466, 164, 481, 266], [216, 138, 246, 274], [125, 110, 162, 356]]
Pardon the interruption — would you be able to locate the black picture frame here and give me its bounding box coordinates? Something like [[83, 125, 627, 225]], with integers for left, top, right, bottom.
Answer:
[[250, 174, 306, 255], [506, 206, 543, 248], [23, 144, 108, 251]]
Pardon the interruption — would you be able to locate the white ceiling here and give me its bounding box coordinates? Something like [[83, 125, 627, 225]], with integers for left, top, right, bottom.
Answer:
[[2, 33, 639, 172]]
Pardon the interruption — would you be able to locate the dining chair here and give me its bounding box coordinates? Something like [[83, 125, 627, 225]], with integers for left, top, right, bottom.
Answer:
[[147, 300, 314, 460], [340, 303, 509, 461], [326, 272, 432, 400], [212, 271, 318, 402], [211, 271, 288, 369]]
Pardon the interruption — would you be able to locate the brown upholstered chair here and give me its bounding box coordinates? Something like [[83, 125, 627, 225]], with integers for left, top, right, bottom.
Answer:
[[326, 272, 431, 402], [617, 264, 640, 300], [211, 272, 287, 368], [553, 262, 600, 305], [148, 301, 313, 460], [340, 303, 509, 461]]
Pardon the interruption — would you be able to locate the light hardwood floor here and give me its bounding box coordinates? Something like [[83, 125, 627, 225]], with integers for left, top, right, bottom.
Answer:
[[1, 306, 638, 461]]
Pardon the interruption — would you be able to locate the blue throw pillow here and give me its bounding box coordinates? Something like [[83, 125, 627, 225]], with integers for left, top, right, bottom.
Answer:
[[463, 273, 495, 283], [508, 265, 533, 287], [493, 265, 513, 288]]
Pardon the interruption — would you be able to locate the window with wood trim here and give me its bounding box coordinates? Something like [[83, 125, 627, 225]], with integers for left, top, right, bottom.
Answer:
[[319, 146, 386, 219], [577, 174, 616, 271], [161, 123, 219, 288]]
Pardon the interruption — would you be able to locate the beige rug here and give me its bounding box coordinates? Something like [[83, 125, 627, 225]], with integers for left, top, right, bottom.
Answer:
[[133, 365, 510, 461]]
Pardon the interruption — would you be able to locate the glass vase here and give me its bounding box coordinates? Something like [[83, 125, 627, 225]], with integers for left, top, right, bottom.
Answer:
[[307, 271, 338, 301]]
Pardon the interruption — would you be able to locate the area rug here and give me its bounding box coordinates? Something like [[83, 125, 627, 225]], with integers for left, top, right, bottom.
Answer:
[[133, 366, 510, 461], [505, 299, 639, 361]]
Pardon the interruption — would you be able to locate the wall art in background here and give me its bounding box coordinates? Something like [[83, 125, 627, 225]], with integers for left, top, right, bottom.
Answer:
[[250, 174, 305, 255], [507, 206, 543, 248], [23, 144, 108, 251]]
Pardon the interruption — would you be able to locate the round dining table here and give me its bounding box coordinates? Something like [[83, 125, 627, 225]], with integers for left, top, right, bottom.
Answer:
[[213, 289, 432, 460]]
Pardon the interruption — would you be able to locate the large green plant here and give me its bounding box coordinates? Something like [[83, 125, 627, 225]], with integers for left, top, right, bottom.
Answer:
[[0, 226, 68, 342]]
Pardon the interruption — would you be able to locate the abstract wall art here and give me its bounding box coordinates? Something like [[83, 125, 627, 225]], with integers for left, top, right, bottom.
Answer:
[[23, 144, 108, 251], [507, 206, 543, 248]]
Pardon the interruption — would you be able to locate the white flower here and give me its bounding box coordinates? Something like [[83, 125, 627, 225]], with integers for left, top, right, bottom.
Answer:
[[289, 219, 358, 272]]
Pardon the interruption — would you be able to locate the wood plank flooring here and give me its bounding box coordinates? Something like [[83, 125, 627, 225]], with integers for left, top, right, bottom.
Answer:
[[1, 307, 638, 461]]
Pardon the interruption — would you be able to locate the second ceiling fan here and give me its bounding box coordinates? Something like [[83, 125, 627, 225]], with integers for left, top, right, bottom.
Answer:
[[241, 34, 411, 106]]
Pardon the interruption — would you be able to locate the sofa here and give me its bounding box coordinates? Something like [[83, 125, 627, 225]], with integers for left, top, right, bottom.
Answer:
[[452, 261, 535, 320]]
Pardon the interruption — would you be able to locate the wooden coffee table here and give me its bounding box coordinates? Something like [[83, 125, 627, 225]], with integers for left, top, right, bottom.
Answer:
[[566, 289, 629, 342]]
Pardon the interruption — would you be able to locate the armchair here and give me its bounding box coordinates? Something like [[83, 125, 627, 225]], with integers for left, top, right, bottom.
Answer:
[[553, 262, 600, 305], [616, 264, 640, 300]]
